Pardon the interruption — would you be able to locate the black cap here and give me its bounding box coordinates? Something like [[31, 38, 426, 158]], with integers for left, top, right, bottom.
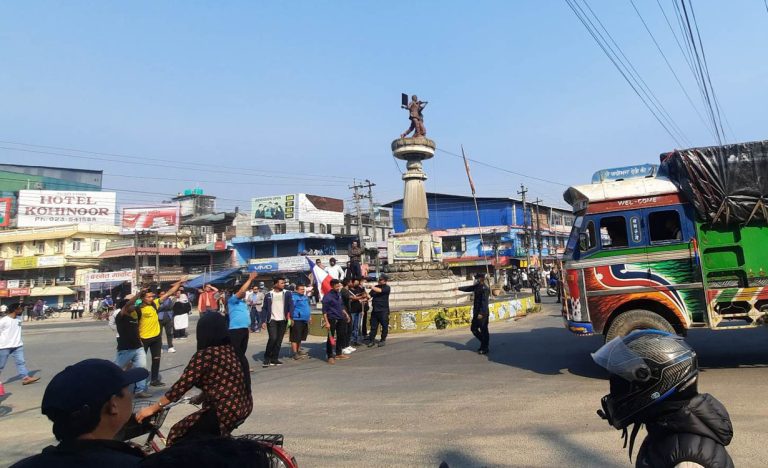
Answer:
[[42, 359, 149, 415]]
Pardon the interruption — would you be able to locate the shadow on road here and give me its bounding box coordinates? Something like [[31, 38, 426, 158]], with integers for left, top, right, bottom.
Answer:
[[430, 325, 607, 379], [684, 328, 768, 370], [434, 448, 492, 468], [3, 369, 41, 385], [537, 428, 622, 468]]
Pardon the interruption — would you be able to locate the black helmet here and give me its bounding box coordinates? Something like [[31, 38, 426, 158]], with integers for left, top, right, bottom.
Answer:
[[592, 330, 698, 430]]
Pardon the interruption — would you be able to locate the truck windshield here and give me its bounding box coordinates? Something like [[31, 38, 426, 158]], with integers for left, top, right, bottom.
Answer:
[[564, 216, 583, 259]]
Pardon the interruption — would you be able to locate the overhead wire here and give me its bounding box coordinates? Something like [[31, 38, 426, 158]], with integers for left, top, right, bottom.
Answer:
[[578, 0, 692, 146], [628, 0, 718, 142], [564, 0, 687, 147]]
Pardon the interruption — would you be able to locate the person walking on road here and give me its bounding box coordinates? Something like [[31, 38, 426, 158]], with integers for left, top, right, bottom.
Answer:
[[457, 273, 491, 355], [322, 279, 351, 364], [262, 277, 294, 368], [0, 303, 40, 392], [114, 295, 151, 398], [137, 279, 186, 387], [246, 283, 265, 333], [157, 290, 176, 353], [227, 273, 259, 372], [289, 284, 311, 360], [366, 274, 392, 347]]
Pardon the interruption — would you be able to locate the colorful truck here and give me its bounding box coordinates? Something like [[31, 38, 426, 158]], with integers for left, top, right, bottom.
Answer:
[[560, 140, 768, 341]]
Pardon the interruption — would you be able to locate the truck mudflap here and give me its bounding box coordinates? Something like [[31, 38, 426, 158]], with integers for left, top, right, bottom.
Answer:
[[564, 319, 594, 335]]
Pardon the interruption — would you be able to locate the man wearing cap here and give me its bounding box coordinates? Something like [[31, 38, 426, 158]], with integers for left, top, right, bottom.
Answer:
[[0, 303, 40, 390], [11, 359, 148, 467], [366, 275, 392, 347], [325, 257, 345, 281], [457, 273, 491, 355]]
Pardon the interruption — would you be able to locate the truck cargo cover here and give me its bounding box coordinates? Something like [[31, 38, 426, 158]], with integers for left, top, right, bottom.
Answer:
[[659, 140, 768, 224]]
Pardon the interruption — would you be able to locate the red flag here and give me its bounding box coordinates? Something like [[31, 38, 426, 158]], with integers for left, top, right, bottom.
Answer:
[[461, 145, 476, 195]]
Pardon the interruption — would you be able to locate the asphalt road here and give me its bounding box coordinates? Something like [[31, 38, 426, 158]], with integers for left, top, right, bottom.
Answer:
[[2, 298, 767, 467]]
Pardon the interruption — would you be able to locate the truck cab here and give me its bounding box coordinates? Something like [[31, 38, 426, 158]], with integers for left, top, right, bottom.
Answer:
[[560, 164, 705, 340]]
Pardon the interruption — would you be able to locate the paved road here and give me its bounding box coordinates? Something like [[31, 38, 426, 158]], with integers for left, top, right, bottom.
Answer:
[[2, 298, 767, 467]]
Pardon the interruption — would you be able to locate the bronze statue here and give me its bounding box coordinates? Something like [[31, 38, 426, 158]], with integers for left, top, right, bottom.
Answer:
[[400, 94, 428, 138]]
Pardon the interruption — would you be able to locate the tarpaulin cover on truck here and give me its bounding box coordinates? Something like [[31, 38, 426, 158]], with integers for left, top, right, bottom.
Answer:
[[659, 140, 768, 224]]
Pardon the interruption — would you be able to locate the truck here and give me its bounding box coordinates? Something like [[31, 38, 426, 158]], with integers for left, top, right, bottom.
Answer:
[[560, 140, 768, 341]]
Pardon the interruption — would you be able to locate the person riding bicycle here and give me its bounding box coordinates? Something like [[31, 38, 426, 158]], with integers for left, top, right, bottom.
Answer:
[[11, 359, 149, 467], [592, 330, 734, 467], [135, 312, 252, 445]]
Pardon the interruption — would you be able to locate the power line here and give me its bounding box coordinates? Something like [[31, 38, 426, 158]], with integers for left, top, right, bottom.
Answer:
[[435, 147, 568, 187], [0, 139, 351, 181], [629, 0, 718, 141], [565, 0, 686, 147]]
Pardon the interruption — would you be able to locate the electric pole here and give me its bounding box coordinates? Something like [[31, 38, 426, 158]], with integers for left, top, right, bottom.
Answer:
[[531, 198, 544, 270], [517, 184, 529, 268], [349, 179, 377, 274], [365, 179, 381, 275]]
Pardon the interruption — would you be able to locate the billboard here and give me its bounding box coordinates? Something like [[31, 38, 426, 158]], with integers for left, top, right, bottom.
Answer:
[[251, 194, 344, 226], [121, 205, 180, 233], [0, 197, 11, 227], [17, 190, 116, 227], [251, 194, 295, 224]]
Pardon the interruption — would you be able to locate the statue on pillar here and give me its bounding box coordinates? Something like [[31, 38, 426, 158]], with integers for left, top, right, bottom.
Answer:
[[400, 94, 428, 138]]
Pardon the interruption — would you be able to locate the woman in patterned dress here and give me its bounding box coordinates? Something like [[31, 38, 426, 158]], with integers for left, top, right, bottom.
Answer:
[[135, 312, 253, 445]]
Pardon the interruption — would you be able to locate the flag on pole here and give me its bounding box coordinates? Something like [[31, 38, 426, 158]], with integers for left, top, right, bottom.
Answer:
[[307, 257, 332, 300], [461, 145, 476, 195]]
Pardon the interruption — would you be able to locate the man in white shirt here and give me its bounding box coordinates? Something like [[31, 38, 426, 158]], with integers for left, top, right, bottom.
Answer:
[[325, 257, 345, 281], [0, 303, 41, 388]]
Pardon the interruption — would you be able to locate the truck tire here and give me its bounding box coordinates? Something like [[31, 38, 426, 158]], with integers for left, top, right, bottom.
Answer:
[[605, 309, 676, 342]]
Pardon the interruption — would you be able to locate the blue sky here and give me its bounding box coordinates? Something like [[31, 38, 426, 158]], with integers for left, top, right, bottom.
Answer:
[[1, 1, 766, 211]]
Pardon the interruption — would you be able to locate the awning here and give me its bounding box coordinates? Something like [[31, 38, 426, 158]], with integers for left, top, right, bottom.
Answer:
[[29, 286, 76, 297], [185, 268, 241, 289]]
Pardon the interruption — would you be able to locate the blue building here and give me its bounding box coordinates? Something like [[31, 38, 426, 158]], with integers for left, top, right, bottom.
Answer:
[[385, 193, 574, 276]]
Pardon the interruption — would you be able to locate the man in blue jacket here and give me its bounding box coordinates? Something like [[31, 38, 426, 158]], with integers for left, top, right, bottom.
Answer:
[[261, 277, 294, 368], [289, 284, 311, 360]]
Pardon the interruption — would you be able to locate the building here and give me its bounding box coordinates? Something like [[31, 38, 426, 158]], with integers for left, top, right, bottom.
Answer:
[[0, 164, 103, 229], [0, 224, 122, 306], [384, 192, 574, 278]]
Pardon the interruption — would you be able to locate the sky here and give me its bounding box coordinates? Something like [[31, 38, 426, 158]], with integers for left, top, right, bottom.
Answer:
[[1, 1, 767, 213]]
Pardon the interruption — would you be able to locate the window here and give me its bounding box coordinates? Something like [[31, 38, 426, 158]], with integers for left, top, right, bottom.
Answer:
[[309, 223, 315, 233], [600, 216, 629, 248], [581, 221, 597, 251], [92, 240, 101, 252], [14, 243, 23, 255], [299, 221, 305, 232], [34, 241, 45, 254], [71, 238, 83, 252], [649, 210, 682, 243], [54, 240, 64, 253]]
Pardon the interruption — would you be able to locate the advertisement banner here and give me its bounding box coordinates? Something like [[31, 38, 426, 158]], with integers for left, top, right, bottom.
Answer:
[[251, 194, 295, 225], [17, 190, 116, 227], [11, 257, 38, 270], [37, 256, 66, 268], [393, 240, 421, 260], [7, 280, 20, 288], [121, 205, 180, 233], [296, 194, 344, 225], [0, 197, 11, 227], [9, 287, 30, 297], [0, 280, 6, 289]]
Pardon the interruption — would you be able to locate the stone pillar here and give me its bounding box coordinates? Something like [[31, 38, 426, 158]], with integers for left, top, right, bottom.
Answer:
[[391, 137, 436, 234]]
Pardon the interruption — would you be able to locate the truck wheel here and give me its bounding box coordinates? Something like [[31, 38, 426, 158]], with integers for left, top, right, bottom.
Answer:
[[605, 309, 676, 342]]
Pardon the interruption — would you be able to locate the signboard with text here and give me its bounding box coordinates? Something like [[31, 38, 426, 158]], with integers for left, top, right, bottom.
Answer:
[[121, 205, 180, 234], [17, 190, 116, 227], [251, 194, 344, 226], [9, 287, 30, 297]]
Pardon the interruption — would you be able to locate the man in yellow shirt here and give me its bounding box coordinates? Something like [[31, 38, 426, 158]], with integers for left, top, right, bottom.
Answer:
[[136, 278, 186, 387]]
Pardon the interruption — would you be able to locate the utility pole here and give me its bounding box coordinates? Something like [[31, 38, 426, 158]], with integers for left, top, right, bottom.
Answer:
[[531, 198, 544, 270], [155, 231, 160, 287], [517, 184, 529, 268], [349, 179, 377, 274], [134, 230, 141, 287], [364, 179, 381, 275]]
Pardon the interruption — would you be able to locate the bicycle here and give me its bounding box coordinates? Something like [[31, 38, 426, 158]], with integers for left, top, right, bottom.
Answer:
[[120, 396, 298, 467]]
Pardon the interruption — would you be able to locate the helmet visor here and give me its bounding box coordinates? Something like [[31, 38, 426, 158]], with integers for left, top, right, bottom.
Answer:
[[591, 331, 680, 382]]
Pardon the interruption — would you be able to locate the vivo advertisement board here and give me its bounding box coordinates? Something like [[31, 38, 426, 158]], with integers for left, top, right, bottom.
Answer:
[[17, 190, 116, 227]]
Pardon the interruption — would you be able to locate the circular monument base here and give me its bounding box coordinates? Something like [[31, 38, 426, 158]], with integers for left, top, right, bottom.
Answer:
[[391, 137, 436, 161]]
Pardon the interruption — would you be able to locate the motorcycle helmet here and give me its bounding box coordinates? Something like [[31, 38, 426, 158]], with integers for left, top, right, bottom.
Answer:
[[592, 329, 698, 430]]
